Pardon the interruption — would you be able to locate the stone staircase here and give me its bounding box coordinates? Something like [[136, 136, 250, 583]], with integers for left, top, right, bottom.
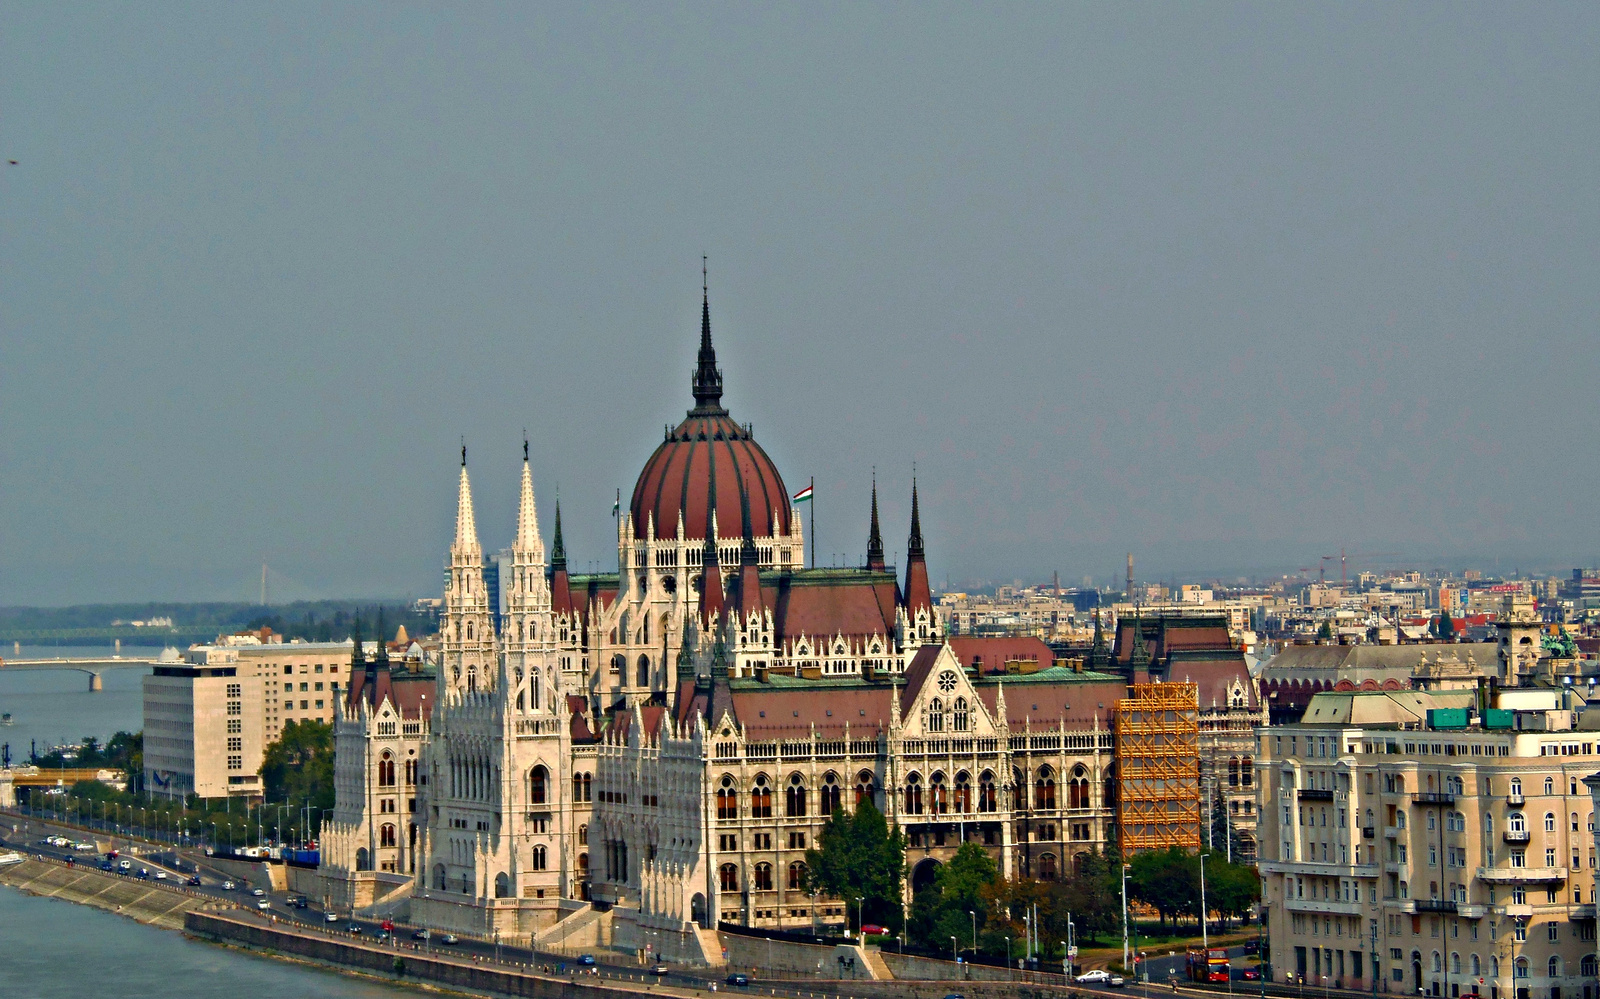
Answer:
[[858, 945, 893, 980]]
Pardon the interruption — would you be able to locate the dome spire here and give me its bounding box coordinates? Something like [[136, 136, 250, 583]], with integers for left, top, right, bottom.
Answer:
[[454, 444, 481, 555], [866, 471, 885, 570], [907, 476, 924, 561], [691, 256, 725, 414]]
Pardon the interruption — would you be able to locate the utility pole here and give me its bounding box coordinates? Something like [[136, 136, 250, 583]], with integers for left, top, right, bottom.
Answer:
[[1369, 919, 1379, 999], [1199, 853, 1209, 953]]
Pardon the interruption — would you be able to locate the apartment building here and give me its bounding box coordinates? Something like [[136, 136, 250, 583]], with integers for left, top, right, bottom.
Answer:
[[1256, 688, 1599, 999], [186, 638, 356, 740], [142, 663, 264, 798]]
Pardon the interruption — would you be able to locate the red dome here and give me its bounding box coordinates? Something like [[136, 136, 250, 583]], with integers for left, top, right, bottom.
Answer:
[[630, 412, 791, 542]]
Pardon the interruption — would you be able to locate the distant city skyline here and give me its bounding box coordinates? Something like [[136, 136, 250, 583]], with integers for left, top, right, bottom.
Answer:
[[3, 6, 1595, 605]]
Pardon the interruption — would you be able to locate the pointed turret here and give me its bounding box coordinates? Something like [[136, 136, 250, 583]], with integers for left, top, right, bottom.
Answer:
[[375, 608, 389, 667], [1088, 607, 1111, 671], [454, 445, 481, 555], [866, 474, 885, 570], [1128, 607, 1152, 682], [903, 479, 932, 614], [515, 439, 543, 558], [699, 465, 725, 624], [549, 501, 573, 616], [690, 258, 725, 415], [735, 480, 764, 616]]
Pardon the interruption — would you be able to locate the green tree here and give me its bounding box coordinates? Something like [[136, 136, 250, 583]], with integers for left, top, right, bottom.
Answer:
[[260, 719, 336, 812], [1204, 859, 1260, 928], [1435, 613, 1455, 639], [803, 797, 906, 933], [1316, 620, 1333, 640], [1128, 846, 1199, 929], [908, 842, 1001, 952]]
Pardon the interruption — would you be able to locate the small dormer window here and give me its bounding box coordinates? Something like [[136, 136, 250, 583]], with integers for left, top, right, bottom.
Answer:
[[759, 710, 766, 718]]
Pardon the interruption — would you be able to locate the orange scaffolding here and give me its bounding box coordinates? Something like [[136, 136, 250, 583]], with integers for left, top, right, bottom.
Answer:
[[1114, 681, 1201, 853]]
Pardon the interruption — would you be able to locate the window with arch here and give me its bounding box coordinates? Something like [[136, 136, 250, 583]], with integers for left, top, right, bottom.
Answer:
[[753, 862, 773, 891], [751, 775, 772, 818], [786, 773, 807, 818], [905, 772, 924, 815], [1545, 777, 1555, 795], [717, 776, 738, 820], [1450, 954, 1460, 974], [719, 864, 738, 892], [1510, 777, 1523, 797], [788, 861, 806, 890], [1582, 956, 1597, 977], [927, 697, 944, 733], [578, 823, 588, 846], [1548, 957, 1561, 978], [1470, 955, 1481, 977], [1509, 812, 1526, 833], [1035, 766, 1057, 810], [1545, 812, 1556, 832], [380, 823, 396, 847], [636, 655, 650, 688], [574, 772, 593, 802], [820, 772, 842, 815], [929, 772, 948, 815], [1432, 953, 1442, 973], [954, 771, 972, 813], [532, 844, 547, 870], [1513, 958, 1529, 979], [378, 752, 396, 787], [494, 872, 510, 898], [1228, 757, 1241, 787], [433, 864, 446, 890], [1069, 766, 1091, 809], [1572, 812, 1580, 832], [978, 770, 997, 812], [1039, 853, 1058, 881], [577, 852, 588, 872], [952, 697, 969, 732], [855, 770, 874, 808], [529, 765, 548, 805]]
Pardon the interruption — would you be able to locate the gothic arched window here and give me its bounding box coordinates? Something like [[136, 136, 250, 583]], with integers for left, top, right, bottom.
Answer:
[[785, 773, 807, 818], [751, 775, 772, 818], [378, 752, 396, 787], [530, 765, 548, 805], [905, 772, 924, 815]]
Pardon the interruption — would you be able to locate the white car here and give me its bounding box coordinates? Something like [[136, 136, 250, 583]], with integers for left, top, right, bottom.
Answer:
[[251, 888, 266, 897], [1076, 970, 1113, 984], [256, 899, 271, 910], [325, 912, 341, 923], [153, 870, 168, 880], [73, 842, 95, 852]]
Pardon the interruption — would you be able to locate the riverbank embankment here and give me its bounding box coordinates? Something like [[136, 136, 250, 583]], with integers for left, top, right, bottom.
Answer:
[[0, 856, 220, 929]]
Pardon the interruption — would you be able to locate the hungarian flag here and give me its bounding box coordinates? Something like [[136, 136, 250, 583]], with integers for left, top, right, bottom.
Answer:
[[792, 485, 813, 504]]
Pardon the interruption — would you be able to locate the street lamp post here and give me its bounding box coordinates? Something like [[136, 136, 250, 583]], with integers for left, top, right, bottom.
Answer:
[[969, 909, 977, 960], [1200, 852, 1210, 953], [951, 936, 958, 965], [855, 896, 864, 939], [1122, 863, 1132, 973]]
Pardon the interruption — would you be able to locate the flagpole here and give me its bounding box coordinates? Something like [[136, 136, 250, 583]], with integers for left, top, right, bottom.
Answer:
[[809, 476, 815, 569]]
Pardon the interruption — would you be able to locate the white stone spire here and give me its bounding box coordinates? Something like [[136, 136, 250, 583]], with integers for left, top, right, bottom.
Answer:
[[454, 447, 481, 555], [514, 441, 543, 560]]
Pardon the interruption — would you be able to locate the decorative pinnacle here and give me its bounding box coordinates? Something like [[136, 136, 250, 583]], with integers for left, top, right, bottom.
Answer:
[[907, 477, 924, 561], [691, 258, 725, 414], [867, 471, 885, 568]]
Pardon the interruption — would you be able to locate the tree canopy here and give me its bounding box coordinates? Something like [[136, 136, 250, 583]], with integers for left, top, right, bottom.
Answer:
[[908, 842, 1001, 951], [803, 798, 906, 933], [1127, 846, 1259, 929], [260, 719, 335, 812]]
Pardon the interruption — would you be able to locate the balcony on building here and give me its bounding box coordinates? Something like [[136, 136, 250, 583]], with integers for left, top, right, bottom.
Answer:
[[1455, 904, 1487, 919], [1297, 788, 1335, 802], [1505, 792, 1525, 806], [1474, 866, 1567, 884], [1362, 826, 1375, 839], [1501, 829, 1531, 844], [1285, 896, 1363, 916], [1413, 899, 1457, 914], [1411, 791, 1456, 806], [1569, 904, 1596, 921]]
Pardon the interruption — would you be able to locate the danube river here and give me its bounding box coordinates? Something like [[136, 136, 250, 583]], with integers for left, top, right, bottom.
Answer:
[[0, 646, 157, 761], [0, 884, 414, 999]]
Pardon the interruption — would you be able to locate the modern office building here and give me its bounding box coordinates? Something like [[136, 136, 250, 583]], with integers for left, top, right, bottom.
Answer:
[[142, 662, 264, 798]]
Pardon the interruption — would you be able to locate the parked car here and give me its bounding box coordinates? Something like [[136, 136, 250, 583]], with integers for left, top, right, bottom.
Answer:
[[440, 934, 459, 945], [725, 973, 750, 987], [860, 924, 889, 936], [1109, 976, 1127, 988], [118, 860, 132, 872], [577, 955, 596, 966], [98, 861, 114, 871], [1242, 940, 1261, 956], [1076, 970, 1112, 984]]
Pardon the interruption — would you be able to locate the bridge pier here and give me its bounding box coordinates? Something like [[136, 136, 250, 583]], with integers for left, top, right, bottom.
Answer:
[[87, 671, 102, 692]]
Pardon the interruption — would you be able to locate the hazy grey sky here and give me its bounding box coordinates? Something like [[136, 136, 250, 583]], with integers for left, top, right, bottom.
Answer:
[[3, 5, 1596, 605]]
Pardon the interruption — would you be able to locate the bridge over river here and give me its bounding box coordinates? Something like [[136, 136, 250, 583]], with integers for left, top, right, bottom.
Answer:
[[0, 657, 163, 691]]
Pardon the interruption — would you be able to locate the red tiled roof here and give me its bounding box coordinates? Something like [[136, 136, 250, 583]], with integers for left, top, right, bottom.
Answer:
[[970, 679, 1124, 730], [344, 666, 434, 721], [728, 686, 896, 739], [1167, 657, 1257, 710], [775, 580, 898, 641], [630, 414, 792, 542], [948, 636, 1055, 674]]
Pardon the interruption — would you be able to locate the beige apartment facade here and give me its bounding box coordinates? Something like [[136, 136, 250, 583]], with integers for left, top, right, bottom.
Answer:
[[142, 663, 264, 798], [1256, 689, 1599, 999], [185, 639, 355, 741]]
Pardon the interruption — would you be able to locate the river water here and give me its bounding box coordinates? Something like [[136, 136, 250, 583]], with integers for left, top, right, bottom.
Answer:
[[0, 884, 416, 998], [0, 646, 159, 763]]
